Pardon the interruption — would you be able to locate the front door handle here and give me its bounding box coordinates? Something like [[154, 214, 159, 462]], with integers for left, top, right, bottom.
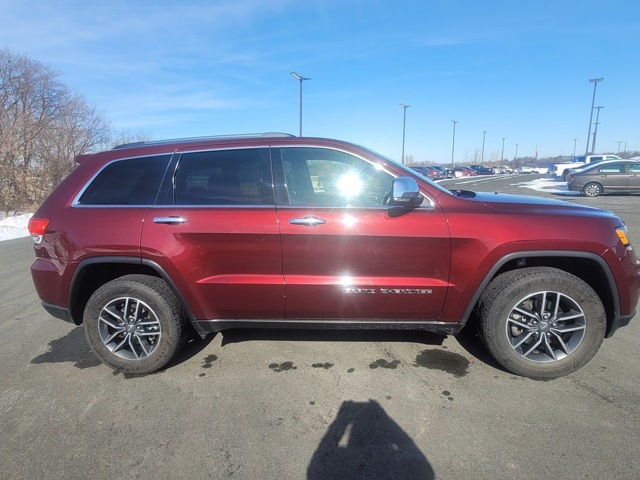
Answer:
[[289, 216, 326, 227], [154, 216, 187, 225]]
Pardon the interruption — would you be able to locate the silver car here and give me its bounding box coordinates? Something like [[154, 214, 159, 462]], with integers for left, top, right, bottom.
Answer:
[[567, 160, 640, 197]]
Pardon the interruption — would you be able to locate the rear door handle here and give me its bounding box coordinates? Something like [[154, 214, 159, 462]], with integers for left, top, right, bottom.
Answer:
[[289, 216, 326, 227], [154, 216, 187, 224]]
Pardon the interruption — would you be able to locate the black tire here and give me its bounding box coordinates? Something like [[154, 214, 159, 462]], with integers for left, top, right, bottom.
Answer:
[[583, 182, 602, 197], [477, 267, 605, 379], [84, 274, 189, 374]]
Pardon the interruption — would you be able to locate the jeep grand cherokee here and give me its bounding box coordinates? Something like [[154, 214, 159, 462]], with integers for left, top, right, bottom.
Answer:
[[29, 134, 640, 378]]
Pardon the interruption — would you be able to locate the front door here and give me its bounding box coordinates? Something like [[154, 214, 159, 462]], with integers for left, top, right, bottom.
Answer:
[[272, 146, 450, 322]]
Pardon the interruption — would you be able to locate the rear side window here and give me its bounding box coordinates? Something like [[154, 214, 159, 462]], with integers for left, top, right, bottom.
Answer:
[[173, 148, 274, 205], [78, 155, 171, 205], [597, 164, 625, 174]]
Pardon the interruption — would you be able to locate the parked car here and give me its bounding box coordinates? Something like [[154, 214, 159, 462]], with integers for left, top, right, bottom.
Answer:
[[453, 167, 477, 177], [427, 165, 447, 180], [554, 154, 621, 180], [28, 133, 640, 379], [468, 165, 493, 175], [428, 165, 449, 179], [567, 159, 640, 197], [410, 166, 436, 180], [492, 166, 513, 174], [425, 166, 445, 180]]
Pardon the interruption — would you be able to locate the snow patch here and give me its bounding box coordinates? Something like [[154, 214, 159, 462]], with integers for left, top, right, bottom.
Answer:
[[0, 214, 33, 242], [512, 177, 580, 196]]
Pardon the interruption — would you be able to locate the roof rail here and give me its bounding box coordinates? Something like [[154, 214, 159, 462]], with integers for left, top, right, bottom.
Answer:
[[113, 132, 295, 150]]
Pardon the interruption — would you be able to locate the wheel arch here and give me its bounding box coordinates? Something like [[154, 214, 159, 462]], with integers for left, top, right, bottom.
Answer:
[[68, 257, 202, 335], [462, 251, 619, 336]]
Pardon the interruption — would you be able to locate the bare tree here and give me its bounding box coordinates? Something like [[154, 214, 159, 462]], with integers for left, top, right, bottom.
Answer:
[[109, 129, 154, 149], [38, 95, 112, 189], [0, 48, 112, 213]]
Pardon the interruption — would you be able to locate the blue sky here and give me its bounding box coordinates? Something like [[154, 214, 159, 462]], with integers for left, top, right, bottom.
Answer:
[[1, 0, 638, 164]]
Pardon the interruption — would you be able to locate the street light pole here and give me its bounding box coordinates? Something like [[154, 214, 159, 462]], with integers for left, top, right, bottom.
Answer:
[[481, 130, 487, 164], [573, 138, 578, 158], [290, 72, 311, 137], [501, 137, 505, 162], [617, 141, 624, 154], [591, 106, 604, 153], [451, 120, 458, 168], [515, 143, 518, 161], [585, 77, 604, 155], [400, 103, 410, 164]]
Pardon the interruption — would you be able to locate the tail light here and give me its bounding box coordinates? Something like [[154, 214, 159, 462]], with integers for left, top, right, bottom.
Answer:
[[28, 217, 50, 244]]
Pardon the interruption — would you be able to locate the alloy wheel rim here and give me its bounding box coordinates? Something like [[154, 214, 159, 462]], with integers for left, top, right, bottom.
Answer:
[[585, 184, 600, 196], [505, 290, 586, 363], [98, 297, 162, 361]]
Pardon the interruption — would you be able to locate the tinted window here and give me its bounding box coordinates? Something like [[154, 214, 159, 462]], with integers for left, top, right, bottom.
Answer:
[[276, 147, 393, 207], [78, 155, 171, 205], [174, 149, 273, 205], [628, 164, 640, 173]]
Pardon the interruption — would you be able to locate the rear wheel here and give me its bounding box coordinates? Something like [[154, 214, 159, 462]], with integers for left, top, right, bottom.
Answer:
[[583, 182, 602, 197], [84, 274, 189, 374], [478, 267, 605, 379]]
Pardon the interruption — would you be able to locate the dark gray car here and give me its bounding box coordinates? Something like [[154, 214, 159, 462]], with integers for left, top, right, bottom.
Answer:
[[567, 160, 640, 197]]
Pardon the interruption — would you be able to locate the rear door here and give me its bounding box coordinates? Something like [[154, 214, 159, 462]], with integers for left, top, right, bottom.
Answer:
[[596, 163, 628, 191], [627, 163, 640, 191], [272, 146, 450, 321], [141, 147, 285, 320]]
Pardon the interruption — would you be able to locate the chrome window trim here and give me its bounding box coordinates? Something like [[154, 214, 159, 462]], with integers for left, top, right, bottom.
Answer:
[[72, 204, 279, 209], [150, 204, 276, 209], [71, 143, 437, 210]]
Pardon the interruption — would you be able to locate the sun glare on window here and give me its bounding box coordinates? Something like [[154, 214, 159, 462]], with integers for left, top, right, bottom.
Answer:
[[337, 172, 363, 197]]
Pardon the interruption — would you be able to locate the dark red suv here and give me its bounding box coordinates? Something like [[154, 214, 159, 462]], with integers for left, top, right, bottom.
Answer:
[[29, 134, 640, 378]]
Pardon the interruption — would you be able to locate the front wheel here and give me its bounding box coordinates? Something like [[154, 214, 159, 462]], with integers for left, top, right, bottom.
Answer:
[[84, 274, 189, 374], [477, 267, 605, 379]]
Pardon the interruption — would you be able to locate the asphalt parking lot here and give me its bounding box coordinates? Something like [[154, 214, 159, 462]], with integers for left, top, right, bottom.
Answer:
[[1, 174, 639, 480]]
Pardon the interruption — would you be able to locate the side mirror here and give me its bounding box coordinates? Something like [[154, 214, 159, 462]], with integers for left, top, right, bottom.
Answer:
[[389, 177, 424, 208]]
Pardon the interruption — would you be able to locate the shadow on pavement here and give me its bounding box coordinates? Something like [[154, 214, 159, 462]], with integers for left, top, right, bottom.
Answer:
[[307, 400, 434, 480], [31, 326, 102, 369], [31, 326, 216, 374], [453, 324, 506, 373]]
